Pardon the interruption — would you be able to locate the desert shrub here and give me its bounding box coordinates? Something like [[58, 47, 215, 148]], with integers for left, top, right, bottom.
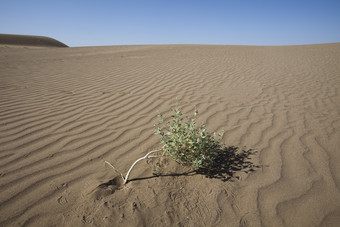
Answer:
[[154, 107, 224, 169]]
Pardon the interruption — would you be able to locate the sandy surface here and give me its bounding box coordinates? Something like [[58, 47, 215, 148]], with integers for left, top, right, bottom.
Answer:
[[0, 41, 340, 226]]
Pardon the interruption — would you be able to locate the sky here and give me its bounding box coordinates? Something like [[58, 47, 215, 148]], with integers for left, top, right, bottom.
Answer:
[[1, 0, 340, 47]]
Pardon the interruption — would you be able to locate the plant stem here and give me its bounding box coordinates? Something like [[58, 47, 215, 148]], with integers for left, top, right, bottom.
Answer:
[[105, 149, 162, 184]]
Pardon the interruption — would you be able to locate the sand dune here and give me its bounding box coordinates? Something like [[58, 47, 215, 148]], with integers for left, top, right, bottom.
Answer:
[[0, 43, 339, 226], [0, 34, 68, 48]]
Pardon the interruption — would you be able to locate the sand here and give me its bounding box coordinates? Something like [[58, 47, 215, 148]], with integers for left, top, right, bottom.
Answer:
[[0, 34, 68, 48], [0, 37, 340, 226]]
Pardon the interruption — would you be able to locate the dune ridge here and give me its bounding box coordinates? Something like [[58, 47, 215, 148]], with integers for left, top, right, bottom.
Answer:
[[0, 34, 68, 48], [0, 43, 340, 226]]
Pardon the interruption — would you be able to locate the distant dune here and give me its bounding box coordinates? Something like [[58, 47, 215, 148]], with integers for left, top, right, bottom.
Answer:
[[0, 43, 339, 226], [0, 34, 68, 47]]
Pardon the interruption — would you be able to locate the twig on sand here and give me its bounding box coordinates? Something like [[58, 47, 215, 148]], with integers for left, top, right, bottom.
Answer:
[[105, 149, 162, 184]]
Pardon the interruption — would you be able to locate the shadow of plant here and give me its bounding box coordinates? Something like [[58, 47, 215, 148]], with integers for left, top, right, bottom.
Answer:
[[129, 146, 259, 183], [196, 146, 260, 182]]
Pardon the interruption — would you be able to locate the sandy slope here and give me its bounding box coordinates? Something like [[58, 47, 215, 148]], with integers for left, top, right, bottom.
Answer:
[[0, 43, 339, 226], [0, 34, 68, 47]]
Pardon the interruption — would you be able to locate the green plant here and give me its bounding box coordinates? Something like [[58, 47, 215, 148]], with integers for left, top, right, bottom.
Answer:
[[105, 106, 226, 185], [154, 107, 224, 170]]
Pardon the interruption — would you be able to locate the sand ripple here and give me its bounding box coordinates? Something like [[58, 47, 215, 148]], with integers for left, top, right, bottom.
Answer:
[[1, 44, 340, 226]]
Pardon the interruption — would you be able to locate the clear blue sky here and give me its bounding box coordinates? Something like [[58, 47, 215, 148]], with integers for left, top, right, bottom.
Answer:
[[1, 0, 340, 47]]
